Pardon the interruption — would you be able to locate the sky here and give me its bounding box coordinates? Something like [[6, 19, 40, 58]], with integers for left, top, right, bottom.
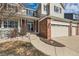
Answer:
[[23, 3, 79, 14], [64, 3, 79, 14], [23, 3, 39, 11]]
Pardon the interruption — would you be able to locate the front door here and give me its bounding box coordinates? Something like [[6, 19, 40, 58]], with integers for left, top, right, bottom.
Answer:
[[27, 22, 34, 32]]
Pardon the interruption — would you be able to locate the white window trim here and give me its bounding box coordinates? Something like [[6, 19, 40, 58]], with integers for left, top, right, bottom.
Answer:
[[54, 6, 62, 13]]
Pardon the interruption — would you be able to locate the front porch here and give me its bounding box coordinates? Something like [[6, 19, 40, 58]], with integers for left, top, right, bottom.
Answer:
[[0, 16, 39, 38]]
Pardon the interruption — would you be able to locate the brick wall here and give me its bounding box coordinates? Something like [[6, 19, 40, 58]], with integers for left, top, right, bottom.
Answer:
[[76, 23, 79, 35], [39, 17, 51, 40], [68, 21, 72, 36]]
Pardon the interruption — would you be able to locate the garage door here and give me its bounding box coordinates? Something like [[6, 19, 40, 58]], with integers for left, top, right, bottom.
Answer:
[[72, 27, 76, 36], [51, 25, 68, 39]]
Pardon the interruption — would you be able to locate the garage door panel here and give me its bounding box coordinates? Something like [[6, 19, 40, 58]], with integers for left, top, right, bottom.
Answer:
[[51, 25, 68, 39]]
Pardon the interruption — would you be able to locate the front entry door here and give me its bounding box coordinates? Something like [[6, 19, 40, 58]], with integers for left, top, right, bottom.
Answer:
[[27, 22, 34, 32]]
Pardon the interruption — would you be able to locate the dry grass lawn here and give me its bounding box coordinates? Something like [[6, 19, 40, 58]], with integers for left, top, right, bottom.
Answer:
[[0, 40, 46, 56]]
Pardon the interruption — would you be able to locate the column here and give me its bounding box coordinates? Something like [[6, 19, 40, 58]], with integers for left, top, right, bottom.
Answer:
[[69, 21, 72, 36], [34, 20, 39, 34], [47, 18, 51, 41], [18, 19, 21, 32], [1, 20, 4, 38], [76, 23, 79, 35], [34, 20, 37, 33], [25, 19, 27, 31], [1, 20, 4, 28]]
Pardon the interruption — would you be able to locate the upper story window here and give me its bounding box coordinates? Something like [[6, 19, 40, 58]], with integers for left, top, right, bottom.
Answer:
[[43, 4, 48, 13], [26, 9, 33, 16], [54, 6, 62, 13], [73, 14, 79, 19], [28, 10, 33, 16]]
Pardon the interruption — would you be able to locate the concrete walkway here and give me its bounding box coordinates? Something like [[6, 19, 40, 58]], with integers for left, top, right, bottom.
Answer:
[[30, 34, 79, 56], [54, 36, 79, 55]]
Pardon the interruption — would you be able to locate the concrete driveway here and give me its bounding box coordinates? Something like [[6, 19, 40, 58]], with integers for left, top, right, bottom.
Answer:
[[54, 36, 79, 56]]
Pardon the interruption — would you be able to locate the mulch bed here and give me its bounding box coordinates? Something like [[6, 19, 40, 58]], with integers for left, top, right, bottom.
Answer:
[[40, 37, 65, 47]]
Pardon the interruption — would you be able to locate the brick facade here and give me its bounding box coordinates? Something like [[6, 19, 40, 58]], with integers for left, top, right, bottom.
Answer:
[[69, 21, 72, 36], [22, 20, 26, 28], [76, 23, 79, 35], [39, 17, 51, 40]]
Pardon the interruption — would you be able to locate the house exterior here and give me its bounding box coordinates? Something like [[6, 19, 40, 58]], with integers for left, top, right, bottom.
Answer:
[[36, 3, 64, 18], [64, 13, 79, 21], [0, 3, 39, 38], [37, 3, 66, 40], [0, 3, 79, 40], [36, 3, 79, 40]]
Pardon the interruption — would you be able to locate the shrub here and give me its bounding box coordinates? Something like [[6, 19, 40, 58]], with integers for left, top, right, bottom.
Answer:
[[10, 28, 18, 38], [19, 28, 27, 36]]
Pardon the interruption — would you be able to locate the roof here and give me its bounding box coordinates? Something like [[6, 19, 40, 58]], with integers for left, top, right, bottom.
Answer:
[[60, 3, 64, 9], [0, 14, 39, 21], [51, 16, 79, 24]]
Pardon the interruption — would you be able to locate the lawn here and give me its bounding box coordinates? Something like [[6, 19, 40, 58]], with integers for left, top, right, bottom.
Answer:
[[0, 40, 46, 56]]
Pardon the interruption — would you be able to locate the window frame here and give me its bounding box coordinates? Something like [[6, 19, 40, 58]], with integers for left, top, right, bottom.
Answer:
[[4, 20, 18, 28], [43, 4, 48, 12], [54, 6, 62, 13]]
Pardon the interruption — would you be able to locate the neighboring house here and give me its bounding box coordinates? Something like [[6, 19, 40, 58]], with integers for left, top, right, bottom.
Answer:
[[64, 13, 79, 21]]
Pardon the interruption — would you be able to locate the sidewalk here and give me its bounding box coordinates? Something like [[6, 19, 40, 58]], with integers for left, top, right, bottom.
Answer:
[[54, 36, 79, 55], [30, 34, 79, 56]]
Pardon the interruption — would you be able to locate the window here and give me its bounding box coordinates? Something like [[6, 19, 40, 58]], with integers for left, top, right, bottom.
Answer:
[[26, 9, 33, 16], [28, 10, 33, 16], [4, 20, 8, 28], [54, 6, 62, 13], [4, 20, 18, 28], [73, 14, 79, 19], [26, 9, 28, 15], [44, 4, 48, 12]]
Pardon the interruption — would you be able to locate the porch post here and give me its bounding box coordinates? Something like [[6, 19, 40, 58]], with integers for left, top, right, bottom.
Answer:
[[1, 20, 4, 28], [18, 19, 21, 32], [69, 21, 72, 36], [76, 23, 79, 35], [25, 19, 27, 31], [1, 20, 4, 38], [34, 20, 37, 33], [34, 20, 39, 34]]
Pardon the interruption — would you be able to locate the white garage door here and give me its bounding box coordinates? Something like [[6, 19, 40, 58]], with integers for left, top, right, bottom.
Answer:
[[72, 27, 76, 36], [51, 25, 68, 39]]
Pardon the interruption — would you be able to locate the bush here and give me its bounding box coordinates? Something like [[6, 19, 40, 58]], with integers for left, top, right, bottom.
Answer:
[[19, 28, 27, 36], [10, 28, 18, 38]]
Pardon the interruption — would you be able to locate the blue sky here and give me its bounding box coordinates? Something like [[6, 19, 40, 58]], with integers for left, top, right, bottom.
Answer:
[[64, 3, 79, 14], [23, 3, 79, 14], [23, 3, 39, 11]]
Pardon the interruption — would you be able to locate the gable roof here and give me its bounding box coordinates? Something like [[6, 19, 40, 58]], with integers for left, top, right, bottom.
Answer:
[[60, 3, 64, 9]]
